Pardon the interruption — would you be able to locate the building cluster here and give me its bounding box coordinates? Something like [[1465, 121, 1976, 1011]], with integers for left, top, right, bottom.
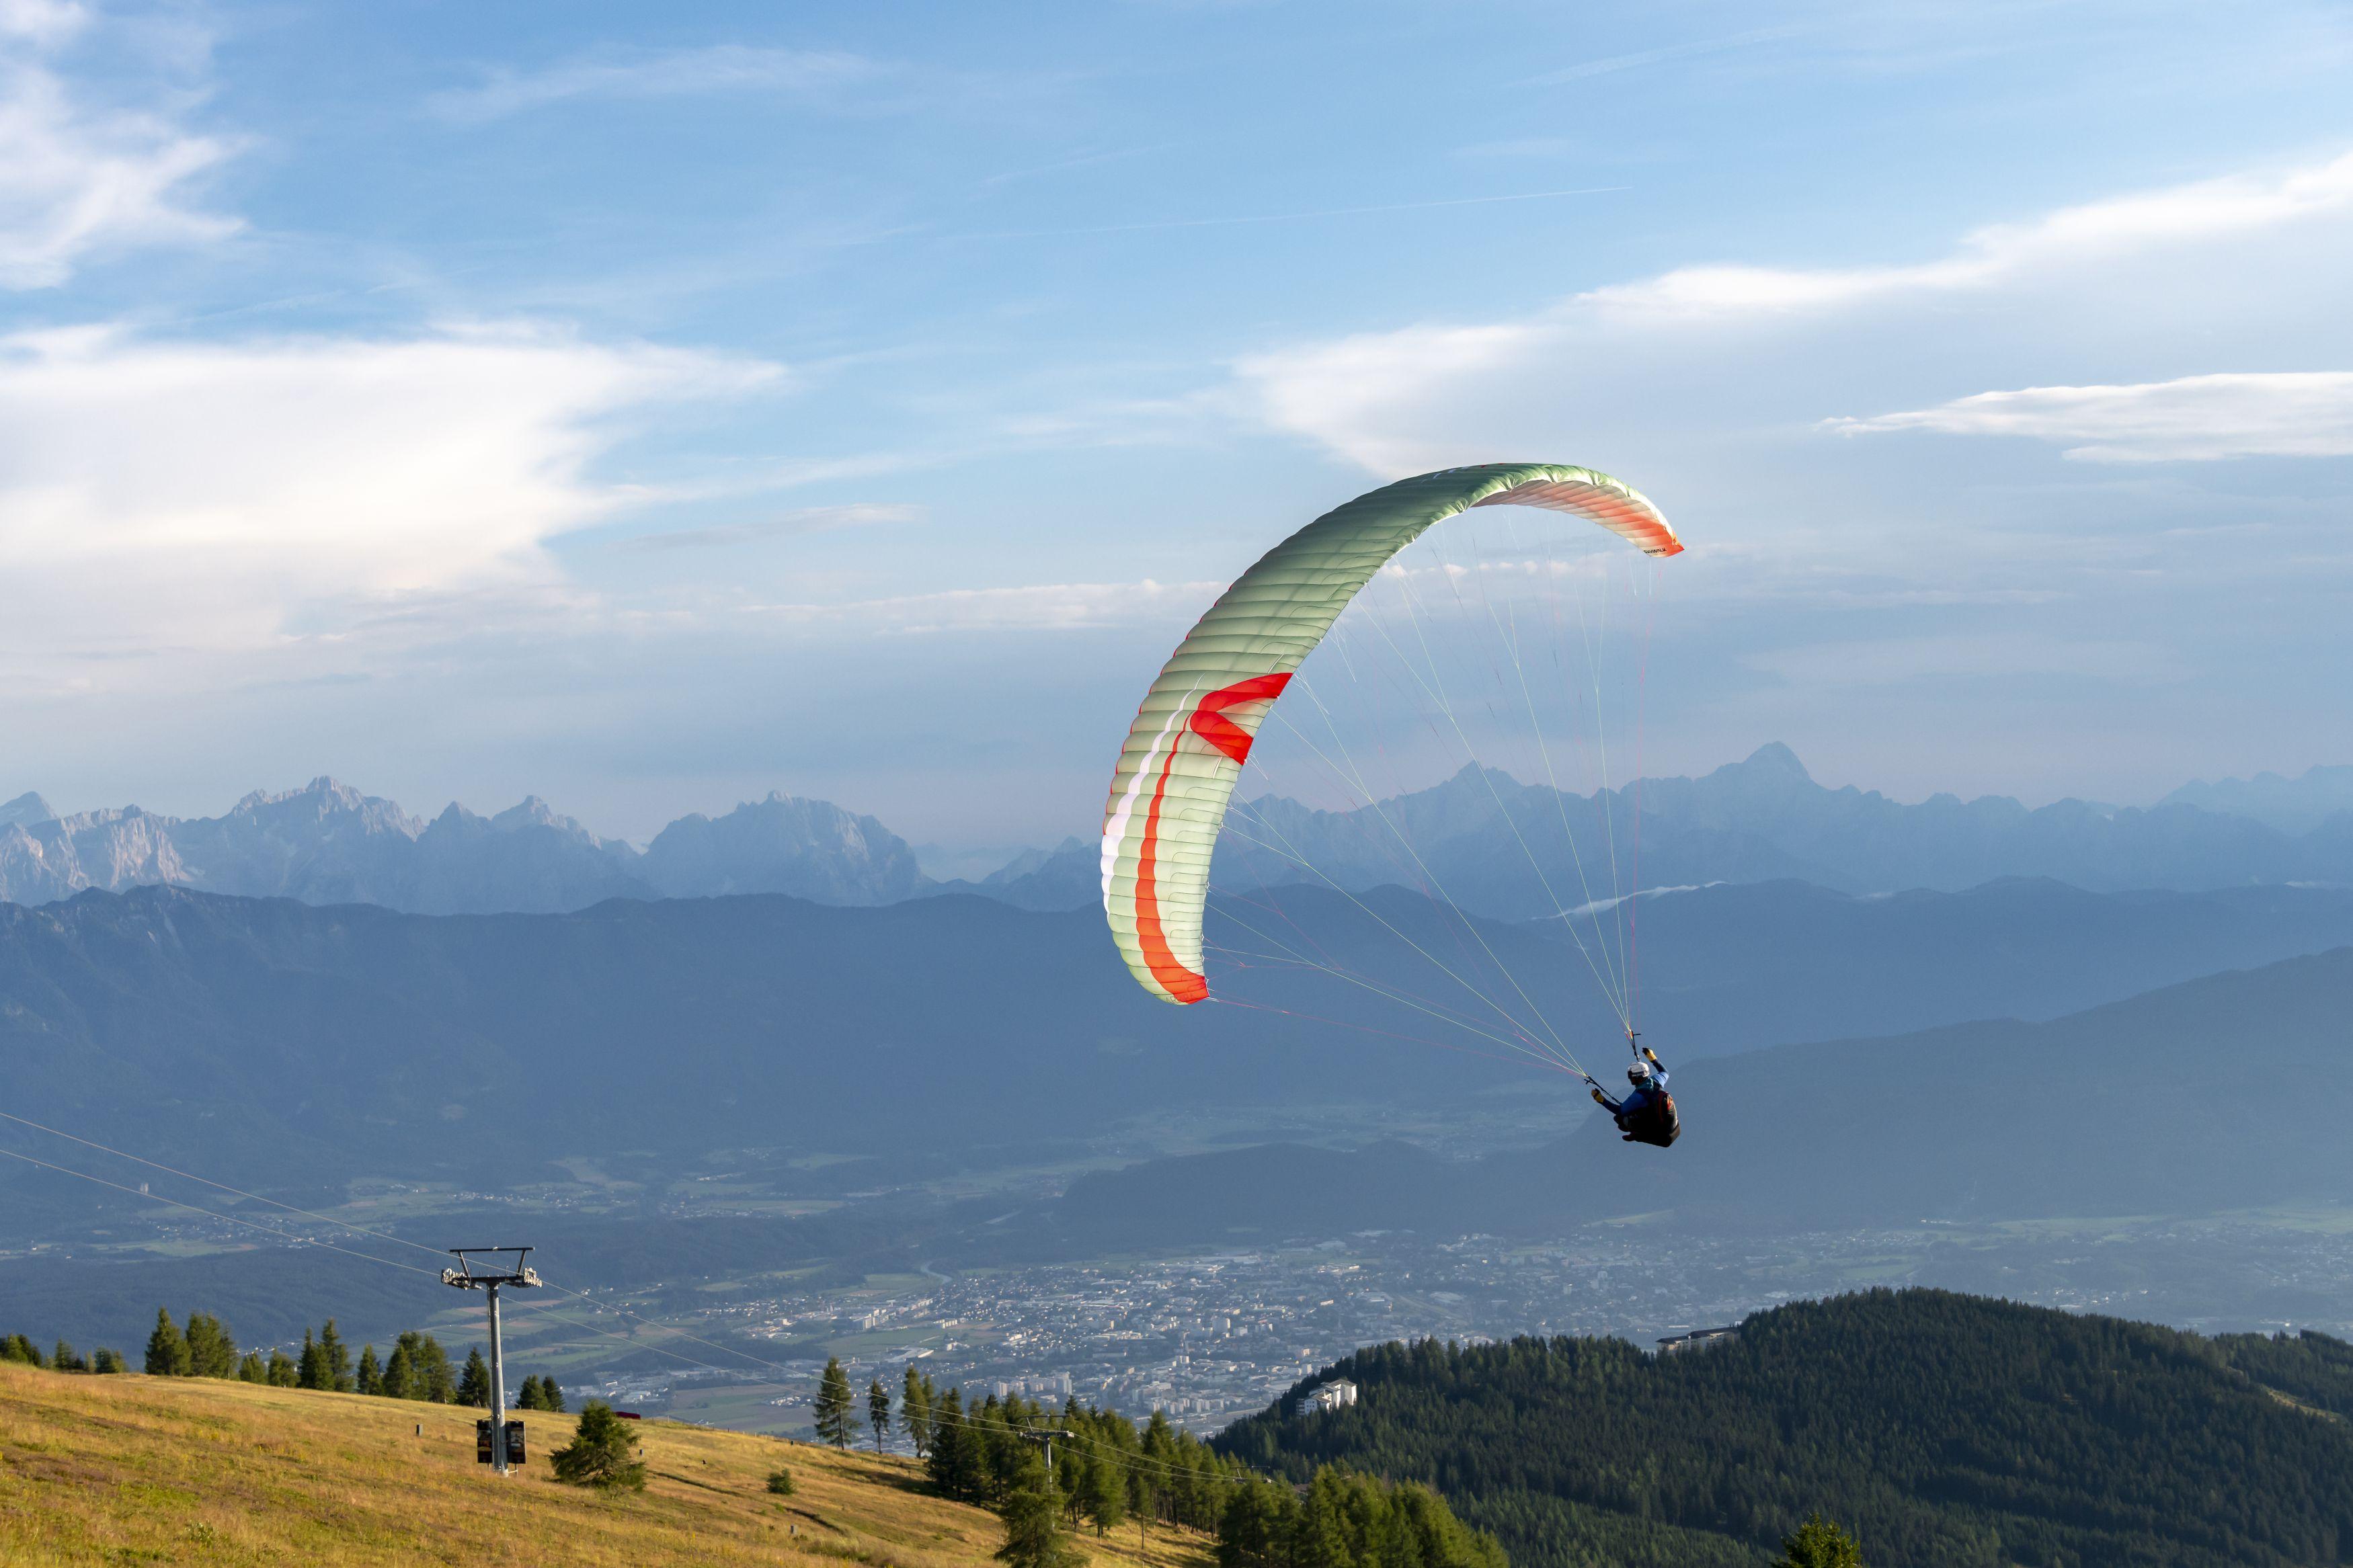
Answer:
[[559, 1216, 2353, 1440]]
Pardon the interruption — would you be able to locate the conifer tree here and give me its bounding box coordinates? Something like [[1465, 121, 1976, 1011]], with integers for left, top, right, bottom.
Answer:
[[380, 1340, 413, 1399], [184, 1312, 237, 1378], [54, 1339, 85, 1372], [869, 1376, 893, 1452], [456, 1346, 492, 1407], [516, 1374, 543, 1410], [1082, 1454, 1127, 1536], [319, 1319, 353, 1392], [551, 1401, 646, 1491], [407, 1332, 456, 1403], [929, 1389, 968, 1495], [998, 1483, 1085, 1568], [356, 1346, 383, 1396], [266, 1350, 298, 1387], [543, 1376, 565, 1412], [1, 1333, 45, 1366], [902, 1364, 934, 1457], [91, 1347, 124, 1374], [296, 1328, 327, 1390], [237, 1351, 267, 1383], [813, 1356, 856, 1447], [1773, 1513, 1864, 1568], [145, 1308, 192, 1376]]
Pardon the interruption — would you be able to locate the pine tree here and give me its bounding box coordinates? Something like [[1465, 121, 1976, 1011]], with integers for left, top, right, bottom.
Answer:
[[1, 1334, 45, 1366], [185, 1312, 237, 1378], [380, 1340, 413, 1399], [266, 1350, 298, 1387], [1082, 1454, 1127, 1536], [91, 1348, 125, 1374], [356, 1346, 384, 1396], [813, 1356, 856, 1448], [1774, 1514, 1864, 1568], [996, 1484, 1085, 1568], [869, 1377, 893, 1452], [54, 1339, 86, 1372], [237, 1351, 267, 1383], [903, 1365, 934, 1457], [929, 1389, 968, 1495], [399, 1331, 456, 1403], [456, 1346, 492, 1407], [319, 1319, 353, 1392], [543, 1376, 565, 1413], [296, 1328, 327, 1390], [145, 1308, 192, 1376], [516, 1374, 543, 1410], [551, 1401, 646, 1490]]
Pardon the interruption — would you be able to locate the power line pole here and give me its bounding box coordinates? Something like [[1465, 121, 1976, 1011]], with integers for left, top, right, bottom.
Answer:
[[442, 1246, 541, 1477]]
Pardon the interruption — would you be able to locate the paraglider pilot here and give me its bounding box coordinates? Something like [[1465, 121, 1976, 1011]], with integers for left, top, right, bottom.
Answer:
[[1591, 1045, 1679, 1148]]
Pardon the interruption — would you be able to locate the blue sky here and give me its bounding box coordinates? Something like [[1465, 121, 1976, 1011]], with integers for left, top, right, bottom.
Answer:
[[3, 0, 2350, 854]]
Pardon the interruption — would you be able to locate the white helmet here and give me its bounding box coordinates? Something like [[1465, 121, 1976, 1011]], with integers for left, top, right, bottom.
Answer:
[[1626, 1062, 1652, 1085]]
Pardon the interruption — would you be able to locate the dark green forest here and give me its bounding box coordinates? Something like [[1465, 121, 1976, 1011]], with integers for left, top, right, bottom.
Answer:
[[895, 1374, 1501, 1568], [1214, 1289, 2353, 1568]]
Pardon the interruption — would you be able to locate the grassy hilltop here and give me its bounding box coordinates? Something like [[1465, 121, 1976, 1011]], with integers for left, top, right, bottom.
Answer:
[[0, 1362, 1214, 1568]]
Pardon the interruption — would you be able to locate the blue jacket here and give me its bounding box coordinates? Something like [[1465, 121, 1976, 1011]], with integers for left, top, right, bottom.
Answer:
[[1597, 1063, 1668, 1119]]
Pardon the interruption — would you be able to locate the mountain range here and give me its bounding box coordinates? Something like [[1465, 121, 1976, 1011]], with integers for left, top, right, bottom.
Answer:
[[0, 780, 921, 913], [1039, 938, 2353, 1245], [9, 876, 2353, 1241], [9, 747, 2353, 917]]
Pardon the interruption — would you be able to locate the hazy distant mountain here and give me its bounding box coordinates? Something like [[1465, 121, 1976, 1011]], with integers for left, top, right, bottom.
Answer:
[[11, 744, 2353, 917], [11, 877, 2353, 1240], [1050, 940, 2353, 1244], [2161, 764, 2353, 835], [921, 835, 1098, 911], [0, 778, 921, 913], [1224, 743, 2353, 913], [641, 792, 923, 904]]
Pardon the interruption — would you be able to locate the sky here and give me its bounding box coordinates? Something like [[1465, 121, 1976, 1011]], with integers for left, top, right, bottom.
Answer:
[[2, 0, 2350, 856]]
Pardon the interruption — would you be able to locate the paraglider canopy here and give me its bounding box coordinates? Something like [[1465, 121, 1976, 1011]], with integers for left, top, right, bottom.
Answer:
[[1099, 463, 1679, 1009]]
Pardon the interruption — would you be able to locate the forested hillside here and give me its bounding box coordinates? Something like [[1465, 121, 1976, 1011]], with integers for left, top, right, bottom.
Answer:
[[1215, 1289, 2353, 1568]]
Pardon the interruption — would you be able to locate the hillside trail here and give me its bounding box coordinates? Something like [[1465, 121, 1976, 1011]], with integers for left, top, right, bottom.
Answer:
[[0, 1364, 1216, 1568]]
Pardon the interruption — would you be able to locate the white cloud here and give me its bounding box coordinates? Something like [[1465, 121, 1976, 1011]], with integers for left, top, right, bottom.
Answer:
[[1826, 371, 2353, 461], [0, 9, 238, 287], [1584, 149, 2353, 321], [0, 323, 781, 666], [430, 44, 884, 123], [745, 579, 1226, 634], [1234, 145, 2353, 477]]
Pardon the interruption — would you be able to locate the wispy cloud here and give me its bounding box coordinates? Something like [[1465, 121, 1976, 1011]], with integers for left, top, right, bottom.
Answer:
[[429, 44, 884, 124], [1525, 24, 1812, 85], [623, 503, 922, 551], [1827, 372, 2353, 461], [1746, 633, 2178, 689], [955, 186, 1628, 242], [1233, 145, 2353, 474], [1585, 149, 2353, 319], [744, 579, 1226, 634], [0, 4, 239, 287]]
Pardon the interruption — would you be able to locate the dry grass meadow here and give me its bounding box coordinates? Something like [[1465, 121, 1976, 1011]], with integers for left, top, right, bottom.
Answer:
[[0, 1362, 1216, 1568]]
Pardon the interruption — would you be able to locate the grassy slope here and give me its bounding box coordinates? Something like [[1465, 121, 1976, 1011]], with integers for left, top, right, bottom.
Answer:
[[0, 1364, 1214, 1568]]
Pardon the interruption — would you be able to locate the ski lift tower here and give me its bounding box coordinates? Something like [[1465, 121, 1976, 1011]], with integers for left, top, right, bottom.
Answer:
[[442, 1246, 541, 1476]]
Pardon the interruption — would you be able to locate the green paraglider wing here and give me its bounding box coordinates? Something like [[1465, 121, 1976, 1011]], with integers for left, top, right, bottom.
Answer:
[[1100, 462, 1679, 1004]]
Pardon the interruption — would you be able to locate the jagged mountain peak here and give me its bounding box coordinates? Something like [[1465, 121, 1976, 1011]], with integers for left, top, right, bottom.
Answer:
[[0, 791, 54, 827], [1737, 741, 1813, 780]]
